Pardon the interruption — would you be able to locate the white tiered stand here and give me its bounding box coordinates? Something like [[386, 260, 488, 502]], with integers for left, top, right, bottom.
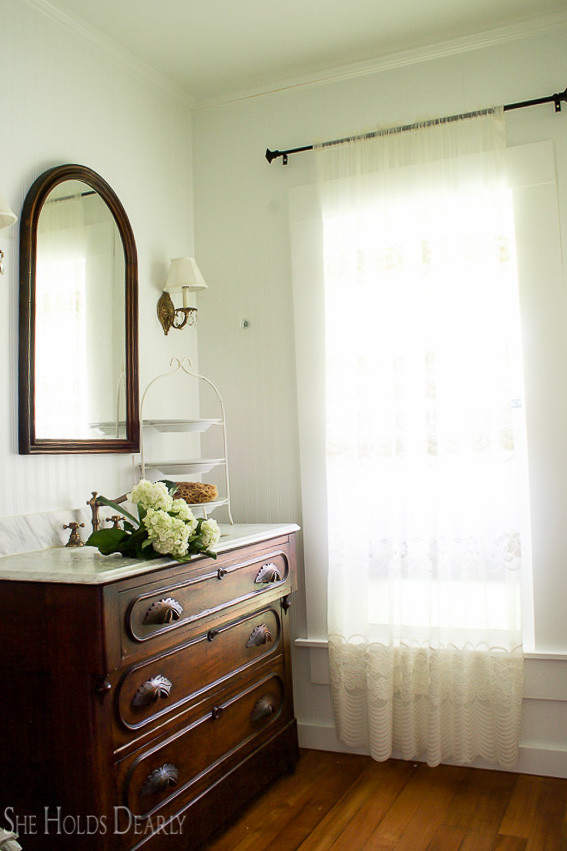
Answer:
[[138, 357, 234, 524]]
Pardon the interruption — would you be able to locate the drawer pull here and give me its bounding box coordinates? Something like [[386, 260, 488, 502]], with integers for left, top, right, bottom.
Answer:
[[95, 676, 112, 696], [140, 763, 179, 796], [281, 595, 292, 612], [217, 567, 227, 579], [211, 705, 223, 720], [255, 563, 282, 584], [132, 675, 172, 707], [143, 597, 184, 625], [251, 695, 275, 722], [207, 628, 219, 641], [246, 623, 273, 647]]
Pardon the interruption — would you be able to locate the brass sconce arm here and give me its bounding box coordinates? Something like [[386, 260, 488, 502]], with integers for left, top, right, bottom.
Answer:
[[157, 291, 197, 335]]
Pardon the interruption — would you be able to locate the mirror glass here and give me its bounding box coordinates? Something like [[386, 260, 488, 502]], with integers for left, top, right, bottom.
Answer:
[[19, 165, 139, 453]]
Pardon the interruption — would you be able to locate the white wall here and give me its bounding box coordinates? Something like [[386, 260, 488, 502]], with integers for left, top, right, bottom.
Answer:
[[0, 0, 197, 519], [193, 25, 567, 774]]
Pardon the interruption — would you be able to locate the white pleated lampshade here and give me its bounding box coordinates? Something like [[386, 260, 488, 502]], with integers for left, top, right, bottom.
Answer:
[[0, 190, 17, 230], [163, 257, 208, 293]]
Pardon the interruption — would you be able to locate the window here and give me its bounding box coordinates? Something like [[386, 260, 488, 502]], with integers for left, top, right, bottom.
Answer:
[[289, 141, 560, 649]]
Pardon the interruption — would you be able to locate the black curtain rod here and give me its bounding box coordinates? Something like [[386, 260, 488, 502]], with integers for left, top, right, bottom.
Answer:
[[265, 85, 567, 165]]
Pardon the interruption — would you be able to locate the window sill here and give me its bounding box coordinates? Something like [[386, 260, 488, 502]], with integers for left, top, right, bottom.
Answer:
[[294, 637, 567, 662]]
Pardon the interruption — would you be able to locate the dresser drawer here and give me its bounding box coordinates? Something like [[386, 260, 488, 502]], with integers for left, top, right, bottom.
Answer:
[[120, 548, 290, 653], [116, 669, 285, 825], [114, 606, 281, 744]]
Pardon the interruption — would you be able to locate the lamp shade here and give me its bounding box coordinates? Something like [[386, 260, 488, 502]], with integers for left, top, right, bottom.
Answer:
[[0, 190, 17, 230], [163, 257, 208, 293]]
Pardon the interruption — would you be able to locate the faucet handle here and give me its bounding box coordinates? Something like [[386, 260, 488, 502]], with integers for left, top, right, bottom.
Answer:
[[108, 515, 124, 529], [64, 522, 85, 547]]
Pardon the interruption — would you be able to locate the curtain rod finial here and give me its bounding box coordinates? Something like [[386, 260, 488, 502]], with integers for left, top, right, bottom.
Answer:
[[554, 86, 567, 112], [265, 148, 280, 164]]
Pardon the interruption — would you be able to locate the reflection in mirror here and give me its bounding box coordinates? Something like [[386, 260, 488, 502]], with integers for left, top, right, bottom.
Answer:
[[19, 165, 139, 453], [35, 181, 126, 439]]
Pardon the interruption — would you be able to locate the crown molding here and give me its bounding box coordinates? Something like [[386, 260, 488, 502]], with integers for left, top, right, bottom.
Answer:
[[21, 0, 567, 115], [193, 10, 567, 113], [25, 0, 196, 110]]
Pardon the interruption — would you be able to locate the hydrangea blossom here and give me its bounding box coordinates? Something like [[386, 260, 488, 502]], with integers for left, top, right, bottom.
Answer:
[[199, 518, 221, 549], [171, 498, 197, 529], [129, 479, 173, 512], [143, 508, 190, 558]]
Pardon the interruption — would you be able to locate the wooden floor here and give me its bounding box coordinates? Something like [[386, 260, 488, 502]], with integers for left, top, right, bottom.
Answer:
[[203, 749, 567, 850]]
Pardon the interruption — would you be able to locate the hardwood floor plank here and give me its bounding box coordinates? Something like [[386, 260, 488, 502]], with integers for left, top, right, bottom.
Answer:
[[445, 766, 518, 851], [260, 754, 373, 850], [493, 837, 528, 850], [525, 777, 567, 850], [299, 760, 416, 851], [426, 824, 467, 850], [362, 764, 468, 849], [498, 776, 544, 838]]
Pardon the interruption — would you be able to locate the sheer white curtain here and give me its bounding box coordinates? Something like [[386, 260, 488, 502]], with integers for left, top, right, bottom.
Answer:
[[315, 109, 529, 768]]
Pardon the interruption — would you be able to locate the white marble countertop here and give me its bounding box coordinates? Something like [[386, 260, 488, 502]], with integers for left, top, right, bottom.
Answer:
[[0, 523, 299, 584]]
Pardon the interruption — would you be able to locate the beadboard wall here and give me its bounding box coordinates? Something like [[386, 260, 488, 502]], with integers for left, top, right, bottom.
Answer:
[[0, 0, 197, 520], [193, 25, 567, 774]]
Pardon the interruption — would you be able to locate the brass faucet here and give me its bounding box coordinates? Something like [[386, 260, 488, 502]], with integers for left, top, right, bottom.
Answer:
[[87, 491, 128, 534]]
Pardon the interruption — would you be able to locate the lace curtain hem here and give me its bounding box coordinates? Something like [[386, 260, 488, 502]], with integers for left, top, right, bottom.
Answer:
[[328, 635, 523, 768]]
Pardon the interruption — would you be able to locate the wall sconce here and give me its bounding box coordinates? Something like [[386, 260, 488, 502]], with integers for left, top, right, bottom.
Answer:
[[0, 189, 17, 275], [157, 257, 208, 335]]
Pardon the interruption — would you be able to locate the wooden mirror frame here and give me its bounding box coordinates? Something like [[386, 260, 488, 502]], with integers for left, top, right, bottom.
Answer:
[[19, 164, 140, 454]]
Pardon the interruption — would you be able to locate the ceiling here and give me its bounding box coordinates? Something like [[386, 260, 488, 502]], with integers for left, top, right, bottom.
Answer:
[[44, 0, 566, 105]]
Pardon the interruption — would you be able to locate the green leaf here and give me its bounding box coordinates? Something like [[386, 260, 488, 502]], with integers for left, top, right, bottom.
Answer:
[[85, 528, 129, 555], [96, 495, 139, 526]]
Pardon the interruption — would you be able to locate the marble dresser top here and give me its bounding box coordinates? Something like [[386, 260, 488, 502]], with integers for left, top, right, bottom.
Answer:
[[0, 523, 299, 584]]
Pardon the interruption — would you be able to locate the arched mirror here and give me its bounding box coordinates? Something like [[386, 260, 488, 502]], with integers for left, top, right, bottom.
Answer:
[[19, 164, 139, 453]]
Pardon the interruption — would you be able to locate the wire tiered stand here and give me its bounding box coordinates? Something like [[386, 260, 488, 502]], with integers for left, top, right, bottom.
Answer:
[[138, 356, 234, 525]]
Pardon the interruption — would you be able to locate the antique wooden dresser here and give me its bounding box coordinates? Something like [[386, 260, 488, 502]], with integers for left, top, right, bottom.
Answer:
[[0, 524, 299, 849]]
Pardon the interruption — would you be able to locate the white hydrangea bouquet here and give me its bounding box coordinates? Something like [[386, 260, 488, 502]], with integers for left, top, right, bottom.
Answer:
[[86, 479, 221, 562]]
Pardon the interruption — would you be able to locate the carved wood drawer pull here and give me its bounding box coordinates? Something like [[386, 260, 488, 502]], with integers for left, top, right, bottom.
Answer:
[[251, 695, 275, 722], [143, 597, 184, 625], [255, 563, 282, 584], [246, 624, 273, 647], [140, 763, 179, 796], [132, 675, 172, 707]]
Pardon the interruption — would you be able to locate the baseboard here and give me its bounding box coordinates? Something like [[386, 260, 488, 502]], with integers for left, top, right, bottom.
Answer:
[[297, 722, 567, 779]]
